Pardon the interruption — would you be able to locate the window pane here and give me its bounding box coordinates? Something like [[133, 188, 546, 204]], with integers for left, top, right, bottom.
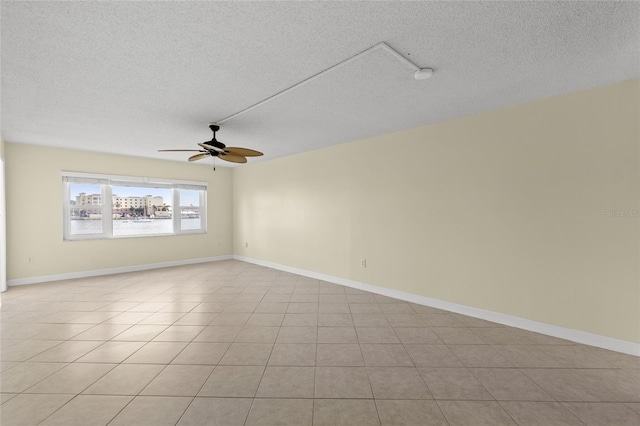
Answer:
[[69, 208, 103, 235], [179, 189, 200, 207], [112, 186, 172, 236], [181, 208, 201, 230], [70, 183, 102, 206]]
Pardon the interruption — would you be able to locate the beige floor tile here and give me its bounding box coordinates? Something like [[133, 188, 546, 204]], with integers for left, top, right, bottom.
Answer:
[[0, 362, 66, 392], [192, 325, 242, 342], [223, 302, 259, 313], [405, 344, 464, 367], [76, 341, 146, 363], [235, 326, 280, 343], [70, 324, 132, 341], [0, 393, 74, 426], [83, 363, 164, 395], [493, 344, 563, 368], [355, 327, 400, 344], [67, 311, 120, 324], [0, 339, 62, 361], [348, 294, 377, 304], [367, 366, 432, 399], [360, 344, 413, 367], [0, 393, 17, 404], [522, 368, 606, 401], [317, 326, 358, 343], [268, 343, 316, 366], [578, 368, 640, 402], [245, 313, 284, 327], [256, 366, 315, 398], [109, 395, 192, 426], [471, 368, 553, 401], [379, 303, 415, 314], [171, 312, 217, 326], [141, 364, 214, 396], [158, 302, 201, 313], [315, 366, 373, 398], [563, 402, 640, 426], [31, 323, 94, 340], [25, 362, 116, 394], [376, 400, 448, 426], [29, 340, 103, 362], [313, 399, 380, 425], [102, 312, 152, 324], [501, 401, 584, 425], [177, 397, 253, 426], [219, 342, 273, 365], [246, 398, 313, 426], [124, 341, 188, 364], [437, 400, 517, 426], [191, 302, 228, 312], [352, 313, 391, 327], [318, 313, 354, 326], [208, 312, 251, 326], [318, 303, 351, 314], [289, 294, 318, 303], [112, 324, 168, 341], [254, 302, 288, 314], [385, 313, 426, 327], [431, 327, 486, 344], [127, 302, 169, 312], [318, 295, 347, 303], [419, 367, 493, 400], [171, 342, 230, 365], [449, 344, 514, 367], [199, 365, 265, 397], [394, 327, 442, 344], [40, 395, 132, 425], [2, 262, 637, 426], [286, 302, 318, 314], [282, 314, 318, 327], [349, 303, 383, 314], [0, 361, 20, 373], [262, 294, 292, 303], [138, 312, 187, 325], [153, 325, 205, 342], [316, 343, 363, 366], [276, 326, 317, 343]]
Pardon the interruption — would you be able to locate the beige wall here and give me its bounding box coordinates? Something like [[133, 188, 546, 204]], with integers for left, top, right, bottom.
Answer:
[[5, 144, 233, 280], [234, 80, 640, 343]]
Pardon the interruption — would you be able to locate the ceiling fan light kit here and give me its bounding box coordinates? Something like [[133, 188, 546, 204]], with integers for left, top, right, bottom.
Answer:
[[159, 42, 432, 168]]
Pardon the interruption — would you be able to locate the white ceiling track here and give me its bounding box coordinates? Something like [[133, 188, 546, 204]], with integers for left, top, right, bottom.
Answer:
[[215, 42, 432, 125]]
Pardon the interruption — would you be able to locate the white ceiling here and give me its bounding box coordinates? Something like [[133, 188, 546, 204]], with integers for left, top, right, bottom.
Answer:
[[2, 1, 639, 167]]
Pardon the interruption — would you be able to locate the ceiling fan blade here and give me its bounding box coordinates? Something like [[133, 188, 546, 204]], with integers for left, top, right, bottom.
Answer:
[[198, 143, 225, 153], [218, 153, 247, 164], [225, 147, 263, 157], [188, 153, 211, 162], [159, 149, 206, 152]]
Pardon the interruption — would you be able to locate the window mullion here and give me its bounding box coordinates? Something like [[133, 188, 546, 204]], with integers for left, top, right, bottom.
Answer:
[[103, 184, 113, 237], [173, 188, 180, 233]]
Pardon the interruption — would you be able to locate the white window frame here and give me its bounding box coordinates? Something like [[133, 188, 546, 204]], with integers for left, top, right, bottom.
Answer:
[[62, 172, 207, 241]]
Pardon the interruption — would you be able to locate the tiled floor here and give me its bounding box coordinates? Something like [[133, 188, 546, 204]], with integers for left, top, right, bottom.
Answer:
[[1, 260, 639, 425]]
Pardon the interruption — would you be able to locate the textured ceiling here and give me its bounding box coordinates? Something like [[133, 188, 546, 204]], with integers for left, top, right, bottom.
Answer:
[[2, 1, 639, 167]]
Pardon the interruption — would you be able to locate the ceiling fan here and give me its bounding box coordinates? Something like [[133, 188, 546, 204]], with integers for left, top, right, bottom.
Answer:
[[159, 124, 263, 165]]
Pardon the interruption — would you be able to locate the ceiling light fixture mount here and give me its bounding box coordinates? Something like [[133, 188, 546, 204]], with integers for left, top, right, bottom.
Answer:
[[414, 68, 434, 80]]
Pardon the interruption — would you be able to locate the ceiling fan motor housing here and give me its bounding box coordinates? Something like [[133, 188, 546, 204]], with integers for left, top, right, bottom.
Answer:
[[205, 124, 226, 153]]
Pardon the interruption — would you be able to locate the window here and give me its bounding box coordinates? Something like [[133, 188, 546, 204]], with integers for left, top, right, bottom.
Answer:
[[62, 172, 207, 240]]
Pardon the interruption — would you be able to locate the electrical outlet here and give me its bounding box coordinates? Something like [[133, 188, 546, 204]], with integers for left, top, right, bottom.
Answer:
[[28, 256, 34, 264], [361, 259, 367, 268], [245, 242, 248, 248]]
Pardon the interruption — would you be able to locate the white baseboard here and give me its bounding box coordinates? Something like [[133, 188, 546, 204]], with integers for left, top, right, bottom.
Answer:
[[234, 255, 640, 357], [7, 255, 233, 287]]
